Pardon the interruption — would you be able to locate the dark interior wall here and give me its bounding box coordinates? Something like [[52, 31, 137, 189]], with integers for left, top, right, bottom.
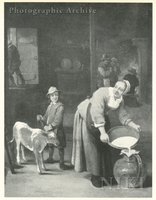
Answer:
[[5, 3, 152, 134], [93, 3, 152, 76], [5, 3, 90, 91], [38, 25, 90, 90], [5, 3, 152, 89], [5, 3, 91, 132], [92, 3, 152, 103]]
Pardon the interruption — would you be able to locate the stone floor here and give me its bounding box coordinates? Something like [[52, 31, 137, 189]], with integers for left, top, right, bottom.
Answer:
[[4, 102, 152, 197]]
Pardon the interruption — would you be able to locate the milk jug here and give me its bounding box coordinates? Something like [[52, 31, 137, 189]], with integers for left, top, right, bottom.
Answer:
[[113, 149, 146, 188]]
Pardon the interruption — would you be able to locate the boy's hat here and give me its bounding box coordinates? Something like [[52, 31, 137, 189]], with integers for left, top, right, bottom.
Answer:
[[46, 87, 58, 95], [128, 67, 137, 75]]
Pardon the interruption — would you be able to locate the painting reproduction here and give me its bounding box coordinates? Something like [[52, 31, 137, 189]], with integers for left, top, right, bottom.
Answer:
[[4, 2, 152, 198]]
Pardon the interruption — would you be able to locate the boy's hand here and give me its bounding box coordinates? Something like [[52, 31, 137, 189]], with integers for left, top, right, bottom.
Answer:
[[37, 115, 43, 121], [44, 125, 52, 131]]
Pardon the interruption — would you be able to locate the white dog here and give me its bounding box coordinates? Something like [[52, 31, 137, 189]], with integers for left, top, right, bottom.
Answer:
[[9, 121, 59, 174]]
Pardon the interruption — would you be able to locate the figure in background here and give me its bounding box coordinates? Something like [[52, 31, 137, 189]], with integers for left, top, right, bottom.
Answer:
[[97, 54, 112, 88], [8, 41, 25, 87], [110, 57, 121, 87], [71, 80, 141, 188], [123, 66, 142, 107], [37, 87, 68, 170]]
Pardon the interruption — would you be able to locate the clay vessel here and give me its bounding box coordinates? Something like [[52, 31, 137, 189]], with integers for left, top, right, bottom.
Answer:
[[113, 153, 146, 188]]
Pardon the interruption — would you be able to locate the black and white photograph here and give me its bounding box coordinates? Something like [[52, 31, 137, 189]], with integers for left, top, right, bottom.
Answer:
[[4, 1, 153, 198]]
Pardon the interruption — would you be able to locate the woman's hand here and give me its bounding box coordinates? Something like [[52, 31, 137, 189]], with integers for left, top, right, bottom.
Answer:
[[98, 126, 109, 143], [100, 133, 109, 143], [37, 115, 43, 121], [128, 121, 141, 132], [133, 124, 141, 132]]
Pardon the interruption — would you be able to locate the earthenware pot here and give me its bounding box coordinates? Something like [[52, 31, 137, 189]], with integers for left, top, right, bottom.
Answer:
[[113, 152, 146, 188]]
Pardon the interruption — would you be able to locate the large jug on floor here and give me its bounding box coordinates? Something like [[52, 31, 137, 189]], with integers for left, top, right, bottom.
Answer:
[[107, 126, 146, 188], [113, 150, 146, 188]]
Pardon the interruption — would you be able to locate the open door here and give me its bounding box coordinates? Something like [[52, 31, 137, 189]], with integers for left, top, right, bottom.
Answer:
[[7, 28, 39, 86]]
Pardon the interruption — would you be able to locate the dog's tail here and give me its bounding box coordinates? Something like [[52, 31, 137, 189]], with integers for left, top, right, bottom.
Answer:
[[8, 123, 17, 144]]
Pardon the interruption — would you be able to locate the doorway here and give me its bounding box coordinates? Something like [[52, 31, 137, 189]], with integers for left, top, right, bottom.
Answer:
[[7, 28, 39, 86]]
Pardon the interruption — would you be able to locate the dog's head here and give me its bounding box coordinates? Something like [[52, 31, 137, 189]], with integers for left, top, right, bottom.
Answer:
[[46, 132, 60, 147], [33, 130, 60, 147]]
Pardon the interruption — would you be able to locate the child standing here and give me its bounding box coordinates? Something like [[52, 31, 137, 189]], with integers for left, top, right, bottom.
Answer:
[[37, 87, 67, 170]]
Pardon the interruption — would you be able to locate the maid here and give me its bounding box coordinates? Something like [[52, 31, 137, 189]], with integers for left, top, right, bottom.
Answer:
[[71, 80, 141, 188]]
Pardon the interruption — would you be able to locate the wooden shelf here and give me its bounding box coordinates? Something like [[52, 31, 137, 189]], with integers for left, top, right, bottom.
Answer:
[[55, 68, 89, 74]]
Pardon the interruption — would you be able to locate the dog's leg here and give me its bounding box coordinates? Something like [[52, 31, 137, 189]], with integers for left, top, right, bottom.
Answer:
[[34, 150, 42, 174], [33, 139, 43, 174], [41, 152, 46, 171], [16, 141, 21, 164], [21, 145, 27, 162]]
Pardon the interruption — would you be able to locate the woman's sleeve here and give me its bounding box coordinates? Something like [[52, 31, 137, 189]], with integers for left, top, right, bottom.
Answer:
[[51, 105, 64, 129], [90, 89, 106, 127], [118, 100, 132, 125]]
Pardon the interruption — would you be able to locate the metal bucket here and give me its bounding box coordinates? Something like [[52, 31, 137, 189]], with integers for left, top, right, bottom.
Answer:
[[107, 126, 140, 149]]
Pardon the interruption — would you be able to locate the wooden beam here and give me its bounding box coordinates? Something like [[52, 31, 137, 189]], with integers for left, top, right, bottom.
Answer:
[[89, 12, 96, 94], [132, 38, 148, 102]]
